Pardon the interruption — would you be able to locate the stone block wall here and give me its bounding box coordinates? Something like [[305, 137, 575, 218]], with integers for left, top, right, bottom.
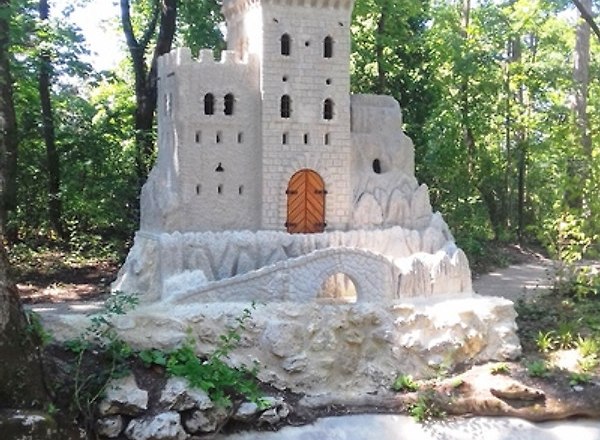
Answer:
[[145, 48, 262, 233], [258, 3, 354, 230]]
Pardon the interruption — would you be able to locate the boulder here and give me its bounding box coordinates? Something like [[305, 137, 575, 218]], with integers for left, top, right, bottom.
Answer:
[[125, 412, 187, 440], [160, 378, 213, 411], [98, 375, 148, 416]]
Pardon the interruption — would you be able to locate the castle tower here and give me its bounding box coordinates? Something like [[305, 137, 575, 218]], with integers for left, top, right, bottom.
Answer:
[[223, 0, 355, 232]]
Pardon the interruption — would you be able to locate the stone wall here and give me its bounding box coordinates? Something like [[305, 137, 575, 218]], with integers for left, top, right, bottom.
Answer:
[[45, 297, 521, 398]]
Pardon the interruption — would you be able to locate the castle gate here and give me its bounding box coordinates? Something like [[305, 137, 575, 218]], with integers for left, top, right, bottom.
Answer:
[[286, 170, 326, 234]]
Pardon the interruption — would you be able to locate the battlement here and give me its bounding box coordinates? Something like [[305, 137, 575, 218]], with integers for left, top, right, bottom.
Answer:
[[157, 47, 258, 79], [222, 0, 354, 20]]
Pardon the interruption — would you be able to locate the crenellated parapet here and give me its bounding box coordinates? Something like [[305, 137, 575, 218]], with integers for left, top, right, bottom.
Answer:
[[157, 47, 259, 80], [222, 0, 354, 20]]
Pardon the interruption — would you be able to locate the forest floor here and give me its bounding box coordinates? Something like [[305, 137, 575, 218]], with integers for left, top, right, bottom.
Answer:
[[10, 243, 600, 425]]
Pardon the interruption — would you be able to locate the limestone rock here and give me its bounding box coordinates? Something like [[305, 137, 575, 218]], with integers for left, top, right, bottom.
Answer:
[[125, 412, 187, 440], [182, 410, 216, 434], [96, 415, 124, 438], [98, 376, 148, 416], [258, 400, 291, 425], [160, 377, 213, 411], [233, 402, 260, 421], [183, 407, 229, 434]]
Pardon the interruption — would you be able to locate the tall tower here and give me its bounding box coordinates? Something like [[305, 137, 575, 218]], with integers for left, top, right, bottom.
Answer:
[[223, 0, 355, 232]]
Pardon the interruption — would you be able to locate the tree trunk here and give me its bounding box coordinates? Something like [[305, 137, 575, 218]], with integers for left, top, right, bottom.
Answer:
[[121, 0, 177, 185], [38, 0, 63, 237], [459, 0, 475, 178], [0, 1, 48, 409], [0, 0, 17, 240], [375, 1, 387, 95], [567, 0, 592, 210]]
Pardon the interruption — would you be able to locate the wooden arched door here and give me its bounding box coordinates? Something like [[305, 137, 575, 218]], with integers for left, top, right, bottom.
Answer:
[[286, 169, 326, 233]]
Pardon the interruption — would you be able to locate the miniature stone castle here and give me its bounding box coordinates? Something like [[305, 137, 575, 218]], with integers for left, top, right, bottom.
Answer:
[[94, 0, 523, 397], [114, 0, 473, 302]]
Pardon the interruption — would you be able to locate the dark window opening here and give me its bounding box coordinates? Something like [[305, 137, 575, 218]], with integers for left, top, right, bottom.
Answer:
[[215, 162, 224, 172], [303, 133, 309, 144], [282, 132, 288, 144], [195, 131, 201, 143], [305, 40, 310, 47], [281, 95, 291, 118], [224, 93, 234, 115], [373, 159, 382, 174], [324, 36, 333, 58], [323, 99, 334, 120], [282, 75, 288, 82], [216, 131, 222, 143], [239, 185, 244, 195], [325, 78, 331, 85], [237, 132, 243, 143], [217, 185, 223, 194], [196, 184, 201, 195], [204, 93, 214, 115], [324, 133, 330, 145], [281, 33, 290, 55]]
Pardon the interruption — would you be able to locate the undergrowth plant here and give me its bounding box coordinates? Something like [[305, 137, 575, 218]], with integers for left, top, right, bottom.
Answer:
[[64, 292, 138, 427], [392, 374, 419, 392], [140, 303, 264, 407], [408, 390, 446, 422]]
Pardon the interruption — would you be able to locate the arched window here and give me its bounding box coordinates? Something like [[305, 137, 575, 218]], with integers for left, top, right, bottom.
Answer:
[[281, 95, 291, 118], [323, 99, 334, 120], [323, 36, 333, 58], [281, 33, 291, 56], [204, 93, 214, 115], [224, 93, 234, 115]]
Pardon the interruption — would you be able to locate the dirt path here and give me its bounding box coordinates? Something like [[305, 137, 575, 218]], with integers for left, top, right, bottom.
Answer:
[[473, 257, 556, 302]]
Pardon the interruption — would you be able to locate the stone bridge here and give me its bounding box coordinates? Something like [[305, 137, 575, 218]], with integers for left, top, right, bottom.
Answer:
[[171, 247, 402, 303]]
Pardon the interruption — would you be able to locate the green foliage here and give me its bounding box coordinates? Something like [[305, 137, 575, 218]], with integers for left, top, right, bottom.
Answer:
[[392, 374, 419, 392], [536, 330, 557, 353], [490, 363, 511, 375], [408, 390, 446, 423], [164, 305, 262, 407], [569, 372, 592, 386], [526, 359, 550, 378], [64, 292, 138, 423], [23, 310, 52, 346]]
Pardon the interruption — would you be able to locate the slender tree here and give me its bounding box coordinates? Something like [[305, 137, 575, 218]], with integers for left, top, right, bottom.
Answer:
[[120, 0, 177, 183], [567, 0, 592, 210], [38, 0, 63, 237], [0, 0, 17, 238]]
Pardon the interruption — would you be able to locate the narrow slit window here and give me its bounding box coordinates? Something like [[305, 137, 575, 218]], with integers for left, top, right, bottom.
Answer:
[[217, 185, 223, 194], [282, 132, 288, 144], [324, 36, 333, 58], [281, 33, 290, 56], [303, 133, 309, 144], [237, 132, 243, 143], [216, 131, 222, 143], [195, 131, 201, 143], [215, 162, 224, 172], [204, 93, 214, 115], [224, 93, 234, 115], [196, 184, 201, 195], [238, 185, 244, 195], [324, 133, 330, 145], [323, 99, 334, 120], [281, 95, 291, 118]]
